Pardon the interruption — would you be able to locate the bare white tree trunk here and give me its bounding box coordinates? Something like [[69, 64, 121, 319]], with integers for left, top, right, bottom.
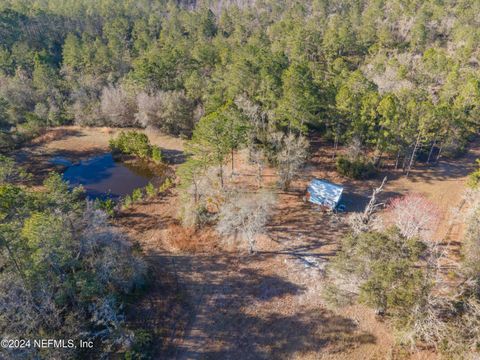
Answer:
[[406, 134, 421, 177], [362, 176, 387, 224], [435, 142, 443, 164], [332, 133, 338, 160], [427, 139, 436, 164]]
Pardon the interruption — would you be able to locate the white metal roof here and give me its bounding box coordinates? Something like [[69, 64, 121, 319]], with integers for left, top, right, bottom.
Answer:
[[307, 178, 343, 208]]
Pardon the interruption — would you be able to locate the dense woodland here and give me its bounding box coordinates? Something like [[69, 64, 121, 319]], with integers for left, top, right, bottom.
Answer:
[[1, 0, 480, 159], [2, 0, 480, 358]]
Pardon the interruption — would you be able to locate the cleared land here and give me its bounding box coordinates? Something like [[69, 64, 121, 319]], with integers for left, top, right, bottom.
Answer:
[[19, 127, 479, 359]]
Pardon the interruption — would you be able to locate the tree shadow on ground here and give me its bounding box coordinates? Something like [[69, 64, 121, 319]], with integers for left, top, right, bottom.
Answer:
[[162, 148, 186, 164], [30, 128, 86, 146], [266, 192, 348, 260], [378, 159, 476, 185], [341, 191, 370, 212], [116, 195, 177, 232], [377, 138, 480, 185], [135, 253, 376, 359]]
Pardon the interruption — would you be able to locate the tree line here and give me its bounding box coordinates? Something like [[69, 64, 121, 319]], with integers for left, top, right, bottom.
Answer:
[[0, 0, 479, 167]]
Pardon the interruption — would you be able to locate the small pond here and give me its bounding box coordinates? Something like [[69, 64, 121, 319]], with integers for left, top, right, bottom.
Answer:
[[51, 153, 154, 199]]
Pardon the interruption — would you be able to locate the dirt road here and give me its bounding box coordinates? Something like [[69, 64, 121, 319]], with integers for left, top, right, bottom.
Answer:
[[142, 139, 479, 359], [19, 127, 479, 359], [120, 199, 380, 359]]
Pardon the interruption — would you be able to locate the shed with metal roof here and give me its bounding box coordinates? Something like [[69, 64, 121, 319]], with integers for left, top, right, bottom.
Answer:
[[306, 179, 343, 209]]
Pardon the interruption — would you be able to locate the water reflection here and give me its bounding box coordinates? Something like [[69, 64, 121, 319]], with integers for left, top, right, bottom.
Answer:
[[59, 153, 153, 199]]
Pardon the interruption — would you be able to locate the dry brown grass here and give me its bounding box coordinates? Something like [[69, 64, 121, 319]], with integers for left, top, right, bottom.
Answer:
[[163, 224, 220, 253], [30, 127, 66, 144], [18, 127, 479, 359], [26, 125, 185, 155]]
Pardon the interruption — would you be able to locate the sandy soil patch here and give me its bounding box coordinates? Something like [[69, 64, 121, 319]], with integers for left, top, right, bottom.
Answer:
[[16, 127, 479, 359], [120, 135, 479, 359]]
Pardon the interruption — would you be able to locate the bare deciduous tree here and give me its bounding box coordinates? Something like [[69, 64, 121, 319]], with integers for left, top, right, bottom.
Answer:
[[349, 177, 387, 234], [100, 84, 137, 127], [389, 193, 440, 240], [180, 165, 224, 227], [0, 72, 36, 121], [271, 132, 309, 190], [363, 176, 387, 223], [135, 90, 194, 136], [234, 94, 267, 135], [217, 190, 276, 253], [346, 137, 363, 161], [249, 147, 265, 189]]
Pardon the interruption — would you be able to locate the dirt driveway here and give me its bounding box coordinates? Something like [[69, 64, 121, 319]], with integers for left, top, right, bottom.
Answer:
[[119, 191, 381, 359], [119, 137, 480, 359], [155, 140, 479, 359], [17, 127, 479, 359]]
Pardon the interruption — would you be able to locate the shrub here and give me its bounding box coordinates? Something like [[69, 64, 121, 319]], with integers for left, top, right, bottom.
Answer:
[[0, 155, 29, 183], [151, 145, 162, 163], [94, 197, 116, 217], [124, 329, 154, 360], [109, 131, 152, 159], [132, 188, 144, 202], [145, 182, 156, 198], [468, 159, 480, 188], [109, 131, 162, 163], [16, 114, 47, 140], [123, 194, 133, 209], [336, 156, 376, 179], [0, 132, 15, 151], [158, 177, 173, 193], [195, 204, 216, 227]]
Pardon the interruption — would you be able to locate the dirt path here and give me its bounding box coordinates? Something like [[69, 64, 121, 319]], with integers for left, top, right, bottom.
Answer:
[[383, 141, 480, 243], [117, 180, 380, 358], [17, 127, 480, 359], [155, 139, 479, 359]]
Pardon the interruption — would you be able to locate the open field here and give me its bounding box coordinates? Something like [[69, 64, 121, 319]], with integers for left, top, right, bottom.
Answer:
[[16, 126, 479, 359]]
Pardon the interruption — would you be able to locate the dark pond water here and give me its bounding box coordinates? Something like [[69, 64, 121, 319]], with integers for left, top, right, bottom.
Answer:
[[51, 153, 154, 199]]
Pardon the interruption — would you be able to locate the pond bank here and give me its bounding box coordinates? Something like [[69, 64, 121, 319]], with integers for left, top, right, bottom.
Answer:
[[60, 153, 168, 199], [14, 126, 184, 186]]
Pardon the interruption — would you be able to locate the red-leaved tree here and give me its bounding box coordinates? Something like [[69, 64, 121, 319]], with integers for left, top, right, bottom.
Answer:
[[389, 193, 441, 240]]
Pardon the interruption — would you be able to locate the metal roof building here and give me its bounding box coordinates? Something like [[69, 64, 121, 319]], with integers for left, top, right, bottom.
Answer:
[[306, 179, 343, 209]]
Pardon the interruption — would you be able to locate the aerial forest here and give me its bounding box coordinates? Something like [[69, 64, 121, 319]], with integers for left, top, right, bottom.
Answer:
[[2, 0, 480, 358], [1, 0, 479, 162]]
